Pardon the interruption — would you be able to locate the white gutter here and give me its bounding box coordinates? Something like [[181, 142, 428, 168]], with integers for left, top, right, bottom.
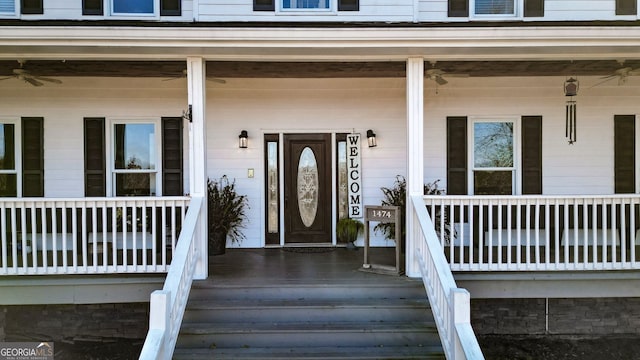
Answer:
[[0, 26, 639, 61]]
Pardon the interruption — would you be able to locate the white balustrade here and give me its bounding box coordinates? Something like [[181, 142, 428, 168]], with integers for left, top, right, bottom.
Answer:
[[0, 197, 190, 275], [423, 194, 640, 272], [139, 196, 203, 360], [411, 195, 484, 360]]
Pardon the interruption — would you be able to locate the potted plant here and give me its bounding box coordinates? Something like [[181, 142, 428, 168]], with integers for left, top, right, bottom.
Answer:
[[337, 217, 364, 249], [208, 175, 248, 256]]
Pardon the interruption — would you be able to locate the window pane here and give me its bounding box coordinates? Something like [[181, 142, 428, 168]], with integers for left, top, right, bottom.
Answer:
[[475, 0, 514, 14], [297, 147, 319, 228], [267, 142, 279, 234], [337, 140, 348, 220], [0, 174, 16, 197], [116, 173, 156, 196], [474, 171, 512, 195], [0, 124, 15, 170], [474, 122, 513, 168], [113, 0, 153, 13], [0, 0, 15, 13], [283, 0, 330, 9], [114, 124, 155, 170]]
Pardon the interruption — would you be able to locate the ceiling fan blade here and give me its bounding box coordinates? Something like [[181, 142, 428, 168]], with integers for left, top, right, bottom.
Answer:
[[33, 76, 62, 84], [0, 77, 12, 81], [590, 76, 617, 88], [207, 78, 226, 84], [23, 77, 43, 87], [598, 74, 618, 80], [435, 76, 448, 85]]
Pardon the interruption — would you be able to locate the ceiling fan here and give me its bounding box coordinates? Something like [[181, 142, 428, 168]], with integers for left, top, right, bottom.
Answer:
[[593, 66, 640, 87], [0, 60, 62, 87], [162, 69, 226, 84], [426, 68, 469, 86]]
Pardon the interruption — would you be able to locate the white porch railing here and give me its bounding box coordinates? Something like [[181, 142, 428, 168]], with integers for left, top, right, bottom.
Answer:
[[423, 194, 640, 272], [139, 196, 204, 360], [0, 197, 190, 275], [410, 195, 484, 360]]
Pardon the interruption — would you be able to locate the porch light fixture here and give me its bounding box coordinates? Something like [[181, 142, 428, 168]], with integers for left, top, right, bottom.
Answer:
[[239, 130, 248, 149], [564, 77, 579, 144], [182, 104, 192, 122], [366, 129, 377, 148]]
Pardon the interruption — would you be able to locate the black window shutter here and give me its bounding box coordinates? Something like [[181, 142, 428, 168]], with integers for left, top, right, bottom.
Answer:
[[161, 0, 181, 16], [254, 0, 274, 11], [616, 0, 637, 15], [447, 116, 467, 195], [84, 118, 106, 197], [82, 0, 103, 15], [524, 0, 544, 17], [448, 0, 468, 17], [338, 0, 358, 11], [614, 115, 635, 193], [162, 117, 183, 196], [22, 117, 44, 197], [521, 116, 543, 195], [21, 0, 43, 14]]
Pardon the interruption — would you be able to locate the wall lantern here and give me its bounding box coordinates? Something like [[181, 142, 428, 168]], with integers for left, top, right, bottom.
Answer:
[[366, 129, 377, 148], [239, 130, 248, 149], [564, 77, 579, 144]]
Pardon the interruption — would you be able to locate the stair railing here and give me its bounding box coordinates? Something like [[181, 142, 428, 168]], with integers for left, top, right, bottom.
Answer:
[[139, 196, 204, 360], [410, 195, 484, 360]]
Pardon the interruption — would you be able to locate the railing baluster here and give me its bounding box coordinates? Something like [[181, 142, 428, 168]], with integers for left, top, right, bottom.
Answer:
[[479, 199, 484, 267], [516, 199, 522, 268], [91, 201, 98, 271], [612, 198, 617, 265], [497, 199, 502, 266], [41, 201, 48, 270], [162, 204, 167, 267], [101, 202, 108, 271], [632, 198, 637, 265], [81, 203, 88, 270], [62, 202, 68, 271], [30, 202, 37, 270], [621, 199, 626, 266], [506, 200, 512, 266], [133, 204, 138, 268], [525, 200, 531, 266], [585, 198, 590, 267]]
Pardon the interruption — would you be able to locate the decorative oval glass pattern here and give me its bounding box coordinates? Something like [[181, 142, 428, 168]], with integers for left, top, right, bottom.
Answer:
[[297, 147, 319, 228]]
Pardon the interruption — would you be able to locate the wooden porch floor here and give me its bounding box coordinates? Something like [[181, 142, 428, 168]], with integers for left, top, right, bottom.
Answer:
[[207, 247, 408, 286]]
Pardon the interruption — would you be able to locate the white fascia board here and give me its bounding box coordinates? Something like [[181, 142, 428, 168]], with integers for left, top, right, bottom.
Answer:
[[0, 26, 639, 61]]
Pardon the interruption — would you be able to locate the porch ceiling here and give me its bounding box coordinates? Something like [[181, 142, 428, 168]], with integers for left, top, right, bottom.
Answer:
[[1, 59, 639, 78]]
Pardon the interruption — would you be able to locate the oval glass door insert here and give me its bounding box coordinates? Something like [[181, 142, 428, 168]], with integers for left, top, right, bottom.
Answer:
[[297, 147, 319, 227]]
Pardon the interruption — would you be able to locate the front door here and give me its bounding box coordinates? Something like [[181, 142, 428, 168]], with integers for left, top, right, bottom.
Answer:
[[284, 133, 332, 243]]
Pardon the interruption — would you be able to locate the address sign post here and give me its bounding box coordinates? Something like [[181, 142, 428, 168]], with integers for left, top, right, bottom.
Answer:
[[362, 205, 403, 276]]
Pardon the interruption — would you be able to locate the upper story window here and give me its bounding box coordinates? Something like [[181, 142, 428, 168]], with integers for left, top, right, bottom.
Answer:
[[474, 0, 514, 16], [0, 121, 17, 197], [254, 0, 358, 12], [0, 0, 16, 15], [448, 0, 544, 18], [283, 0, 329, 10], [112, 0, 154, 15]]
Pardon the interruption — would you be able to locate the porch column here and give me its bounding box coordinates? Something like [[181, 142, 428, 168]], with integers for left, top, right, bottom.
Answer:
[[187, 56, 208, 280], [406, 57, 424, 278]]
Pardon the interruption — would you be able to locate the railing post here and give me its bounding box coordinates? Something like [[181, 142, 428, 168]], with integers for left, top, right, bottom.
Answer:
[[150, 290, 171, 359], [451, 288, 471, 360]]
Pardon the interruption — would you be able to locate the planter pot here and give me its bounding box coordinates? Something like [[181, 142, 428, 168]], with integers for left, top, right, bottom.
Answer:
[[209, 232, 227, 256]]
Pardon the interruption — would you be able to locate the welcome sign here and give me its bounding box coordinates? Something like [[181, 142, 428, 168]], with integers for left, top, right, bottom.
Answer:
[[346, 133, 363, 218]]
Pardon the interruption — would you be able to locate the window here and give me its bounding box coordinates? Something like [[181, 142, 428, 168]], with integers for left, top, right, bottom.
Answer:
[[21, 0, 42, 14], [254, 0, 358, 11], [112, 121, 158, 196], [472, 119, 516, 195], [447, 116, 541, 196], [112, 0, 154, 15], [448, 0, 543, 18], [473, 0, 514, 16], [264, 134, 280, 245], [0, 122, 17, 197], [0, 0, 16, 15], [85, 117, 182, 197], [283, 0, 329, 10]]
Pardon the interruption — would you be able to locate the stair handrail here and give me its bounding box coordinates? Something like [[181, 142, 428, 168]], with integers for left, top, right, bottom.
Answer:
[[139, 196, 204, 360], [410, 195, 484, 360]]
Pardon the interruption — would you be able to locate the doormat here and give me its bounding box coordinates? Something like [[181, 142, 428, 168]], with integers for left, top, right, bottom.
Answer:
[[282, 247, 336, 254]]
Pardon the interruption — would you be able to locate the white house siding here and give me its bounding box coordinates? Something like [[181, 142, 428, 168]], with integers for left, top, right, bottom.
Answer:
[[196, 0, 414, 22], [423, 75, 640, 196], [417, 0, 640, 22], [0, 0, 194, 21], [0, 77, 188, 197], [206, 78, 407, 248]]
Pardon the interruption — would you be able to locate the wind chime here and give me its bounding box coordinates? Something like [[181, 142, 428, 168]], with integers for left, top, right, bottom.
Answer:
[[564, 77, 579, 144]]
